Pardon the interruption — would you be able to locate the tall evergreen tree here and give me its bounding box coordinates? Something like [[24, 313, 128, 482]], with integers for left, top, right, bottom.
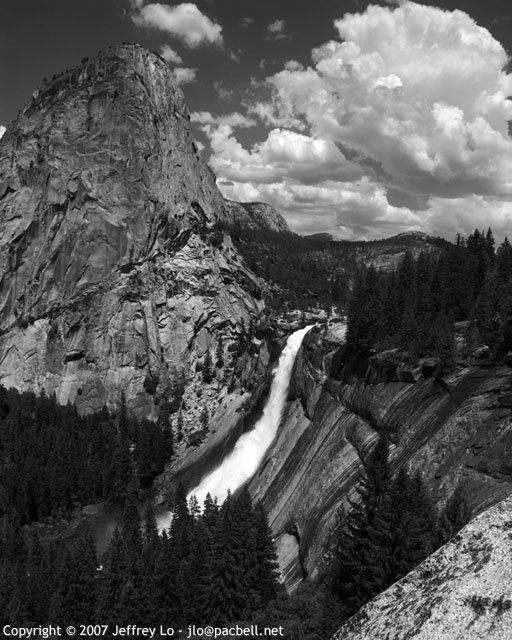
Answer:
[[50, 529, 97, 625], [437, 485, 472, 547], [329, 436, 393, 619]]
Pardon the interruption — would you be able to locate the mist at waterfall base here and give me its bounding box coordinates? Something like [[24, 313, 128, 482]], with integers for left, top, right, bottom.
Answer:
[[157, 325, 313, 532]]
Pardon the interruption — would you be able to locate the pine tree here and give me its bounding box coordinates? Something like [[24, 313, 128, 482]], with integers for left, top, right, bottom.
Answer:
[[474, 271, 501, 347], [252, 501, 281, 606], [329, 436, 393, 619], [170, 484, 192, 560], [204, 492, 249, 624], [432, 312, 456, 370], [497, 238, 512, 282], [25, 530, 51, 623], [121, 496, 142, 575], [189, 517, 215, 623], [346, 266, 382, 352], [378, 271, 400, 343], [389, 469, 436, 580], [50, 529, 97, 625], [203, 493, 219, 530], [139, 503, 161, 624], [437, 485, 472, 547], [105, 436, 132, 502], [95, 528, 127, 625]]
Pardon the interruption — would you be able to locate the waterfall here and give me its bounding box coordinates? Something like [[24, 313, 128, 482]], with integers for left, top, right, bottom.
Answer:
[[187, 324, 313, 507], [157, 325, 313, 531]]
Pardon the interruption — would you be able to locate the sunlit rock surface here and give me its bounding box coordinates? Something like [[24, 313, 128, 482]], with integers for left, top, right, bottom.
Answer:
[[333, 494, 512, 640], [223, 200, 290, 234], [0, 44, 274, 418], [249, 332, 512, 589]]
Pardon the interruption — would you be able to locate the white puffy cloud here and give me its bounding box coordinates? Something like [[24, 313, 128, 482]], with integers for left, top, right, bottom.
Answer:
[[191, 111, 256, 128], [132, 3, 223, 48], [267, 19, 285, 34], [0, 126, 5, 140], [214, 81, 234, 102], [160, 45, 183, 65], [264, 1, 512, 199], [218, 177, 422, 238], [206, 2, 512, 239], [267, 19, 287, 40], [198, 123, 363, 186], [173, 67, 197, 84], [284, 60, 304, 72]]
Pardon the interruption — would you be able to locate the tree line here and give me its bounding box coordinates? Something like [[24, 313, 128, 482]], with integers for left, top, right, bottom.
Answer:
[[346, 228, 512, 366], [317, 436, 470, 636], [0, 386, 173, 524], [0, 488, 281, 637], [0, 383, 471, 638]]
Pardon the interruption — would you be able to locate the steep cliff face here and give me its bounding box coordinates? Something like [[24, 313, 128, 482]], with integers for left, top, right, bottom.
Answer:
[[246, 333, 512, 589], [223, 200, 290, 234], [333, 494, 512, 639], [0, 44, 268, 418]]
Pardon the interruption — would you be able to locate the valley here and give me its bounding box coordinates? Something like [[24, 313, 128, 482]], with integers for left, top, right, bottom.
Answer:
[[0, 42, 512, 640]]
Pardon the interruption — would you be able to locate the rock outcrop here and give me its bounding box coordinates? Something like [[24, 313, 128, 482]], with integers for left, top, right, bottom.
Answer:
[[333, 494, 512, 639], [0, 44, 268, 418], [245, 332, 512, 589], [223, 200, 290, 234]]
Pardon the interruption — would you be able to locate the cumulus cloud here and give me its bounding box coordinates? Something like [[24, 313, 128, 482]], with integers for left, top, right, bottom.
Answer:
[[191, 111, 256, 128], [132, 3, 223, 48], [267, 19, 285, 34], [284, 60, 304, 72], [266, 2, 512, 199], [267, 19, 287, 40], [0, 126, 5, 140], [214, 81, 234, 101], [173, 67, 197, 84], [206, 1, 512, 239], [198, 123, 363, 186], [160, 45, 183, 65]]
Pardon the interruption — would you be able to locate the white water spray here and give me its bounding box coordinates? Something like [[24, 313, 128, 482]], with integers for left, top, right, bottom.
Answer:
[[186, 325, 313, 508], [157, 325, 312, 532]]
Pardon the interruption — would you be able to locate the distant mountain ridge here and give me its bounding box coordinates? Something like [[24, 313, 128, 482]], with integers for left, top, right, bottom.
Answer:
[[223, 199, 290, 234]]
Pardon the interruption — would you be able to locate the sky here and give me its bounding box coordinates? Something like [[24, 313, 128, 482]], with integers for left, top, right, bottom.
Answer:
[[1, 1, 512, 240]]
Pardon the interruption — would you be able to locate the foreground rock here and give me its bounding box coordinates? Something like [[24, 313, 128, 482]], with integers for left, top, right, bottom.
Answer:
[[333, 494, 512, 639]]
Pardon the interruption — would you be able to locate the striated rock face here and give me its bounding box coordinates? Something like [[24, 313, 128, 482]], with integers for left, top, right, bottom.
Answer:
[[0, 44, 267, 417], [333, 494, 512, 640], [222, 200, 290, 234], [247, 332, 512, 589]]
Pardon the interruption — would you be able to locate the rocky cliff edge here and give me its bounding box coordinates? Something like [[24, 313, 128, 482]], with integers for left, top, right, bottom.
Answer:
[[333, 494, 512, 639]]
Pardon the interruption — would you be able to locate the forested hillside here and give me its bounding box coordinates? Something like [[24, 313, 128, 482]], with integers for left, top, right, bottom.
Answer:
[[0, 487, 281, 632], [225, 223, 447, 313], [346, 228, 512, 365]]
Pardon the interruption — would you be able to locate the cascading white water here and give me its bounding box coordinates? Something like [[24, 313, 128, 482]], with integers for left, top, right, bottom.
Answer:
[[157, 325, 313, 531], [186, 325, 313, 508], [157, 325, 312, 531]]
